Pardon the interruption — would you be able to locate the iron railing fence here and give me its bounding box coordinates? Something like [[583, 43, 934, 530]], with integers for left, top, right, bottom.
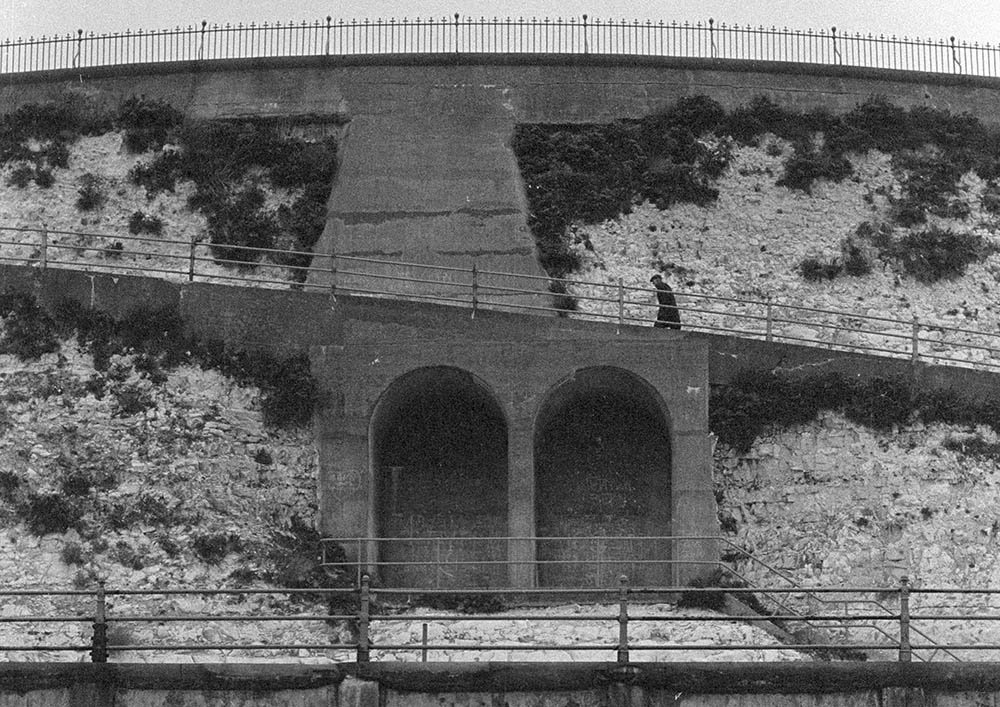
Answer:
[[2, 224, 1000, 373], [321, 535, 954, 662], [2, 16, 998, 77], [3, 579, 1000, 662]]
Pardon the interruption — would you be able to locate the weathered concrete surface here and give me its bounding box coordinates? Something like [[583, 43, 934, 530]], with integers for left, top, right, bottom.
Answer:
[[5, 662, 1000, 706]]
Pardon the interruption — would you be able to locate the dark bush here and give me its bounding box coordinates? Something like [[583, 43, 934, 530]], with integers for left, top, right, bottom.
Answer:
[[777, 149, 852, 194], [75, 174, 105, 211], [116, 96, 184, 153], [34, 168, 54, 188], [890, 227, 995, 283], [0, 290, 61, 359], [841, 237, 873, 276], [193, 532, 241, 564], [24, 493, 82, 535], [797, 257, 841, 282], [843, 376, 914, 430], [548, 279, 578, 315], [205, 186, 279, 265], [127, 211, 164, 235], [6, 163, 33, 188], [129, 150, 182, 197], [0, 470, 20, 499]]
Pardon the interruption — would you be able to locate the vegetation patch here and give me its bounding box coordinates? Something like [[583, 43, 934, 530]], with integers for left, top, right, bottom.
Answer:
[[798, 221, 995, 284], [129, 117, 338, 274], [515, 94, 1000, 278], [711, 369, 1000, 454], [0, 288, 317, 429], [0, 93, 339, 279]]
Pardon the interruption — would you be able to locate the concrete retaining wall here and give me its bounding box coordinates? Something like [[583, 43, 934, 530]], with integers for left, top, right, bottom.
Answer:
[[4, 662, 1000, 706]]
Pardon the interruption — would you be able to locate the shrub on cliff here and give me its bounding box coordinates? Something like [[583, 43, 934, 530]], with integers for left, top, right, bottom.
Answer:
[[127, 116, 337, 271], [116, 96, 184, 154], [890, 227, 996, 283], [0, 290, 61, 359], [712, 369, 1000, 453]]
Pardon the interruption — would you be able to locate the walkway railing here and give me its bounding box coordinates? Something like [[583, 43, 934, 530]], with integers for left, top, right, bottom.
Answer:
[[321, 534, 955, 662], [2, 579, 999, 662], [2, 16, 998, 77], [2, 224, 999, 373]]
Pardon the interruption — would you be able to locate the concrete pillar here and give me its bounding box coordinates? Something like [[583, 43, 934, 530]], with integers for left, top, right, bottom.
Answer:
[[670, 430, 719, 586], [317, 412, 375, 579], [507, 420, 536, 588]]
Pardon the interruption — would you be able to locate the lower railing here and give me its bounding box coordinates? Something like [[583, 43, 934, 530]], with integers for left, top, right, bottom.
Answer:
[[3, 580, 1000, 662], [3, 224, 1000, 372]]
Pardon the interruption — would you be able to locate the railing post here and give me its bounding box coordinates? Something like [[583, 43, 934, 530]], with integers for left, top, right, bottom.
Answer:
[[471, 263, 478, 319], [330, 255, 337, 300], [357, 574, 371, 663], [765, 297, 773, 342], [421, 623, 429, 662], [617, 574, 629, 664], [911, 316, 920, 364], [617, 278, 624, 334], [40, 225, 48, 270], [898, 575, 911, 663], [455, 13, 460, 52], [91, 580, 108, 663], [188, 237, 196, 282]]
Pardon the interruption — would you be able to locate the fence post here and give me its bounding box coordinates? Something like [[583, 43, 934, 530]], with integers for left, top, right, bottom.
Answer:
[[617, 574, 629, 664], [188, 237, 196, 282], [765, 297, 773, 342], [330, 255, 337, 300], [471, 263, 479, 319], [617, 279, 624, 334], [357, 574, 371, 663], [40, 225, 48, 270], [455, 13, 460, 52], [911, 316, 920, 364], [898, 575, 911, 663], [421, 623, 429, 662], [91, 580, 108, 663]]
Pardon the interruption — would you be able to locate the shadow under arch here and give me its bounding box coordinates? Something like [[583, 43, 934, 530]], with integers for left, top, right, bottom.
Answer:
[[369, 365, 508, 588], [533, 366, 672, 588]]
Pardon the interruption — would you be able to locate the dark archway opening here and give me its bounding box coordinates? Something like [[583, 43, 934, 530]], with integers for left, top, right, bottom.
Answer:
[[534, 367, 671, 587], [371, 367, 507, 587]]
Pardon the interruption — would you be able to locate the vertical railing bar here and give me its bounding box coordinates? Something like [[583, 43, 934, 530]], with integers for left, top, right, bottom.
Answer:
[[617, 574, 629, 664], [91, 581, 108, 663], [357, 574, 371, 663], [899, 576, 912, 662], [471, 263, 478, 318]]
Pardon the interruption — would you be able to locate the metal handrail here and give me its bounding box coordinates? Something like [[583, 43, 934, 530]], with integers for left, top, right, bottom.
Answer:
[[3, 224, 1000, 373], [3, 579, 1000, 662], [2, 16, 997, 78]]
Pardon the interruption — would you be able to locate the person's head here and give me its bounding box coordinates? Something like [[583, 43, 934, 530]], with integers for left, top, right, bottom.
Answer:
[[650, 274, 663, 284]]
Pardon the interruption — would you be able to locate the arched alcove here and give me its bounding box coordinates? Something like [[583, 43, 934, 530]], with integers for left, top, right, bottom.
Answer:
[[534, 366, 672, 587], [370, 366, 508, 587]]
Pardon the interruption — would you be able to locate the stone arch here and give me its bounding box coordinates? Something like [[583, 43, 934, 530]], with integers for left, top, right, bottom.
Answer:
[[533, 366, 672, 587], [369, 365, 508, 587]]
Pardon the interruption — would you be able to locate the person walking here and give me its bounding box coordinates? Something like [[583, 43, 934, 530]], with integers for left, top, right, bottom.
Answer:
[[650, 274, 681, 330]]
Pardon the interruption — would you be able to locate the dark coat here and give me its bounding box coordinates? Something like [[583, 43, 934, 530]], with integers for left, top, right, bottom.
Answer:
[[652, 280, 681, 330]]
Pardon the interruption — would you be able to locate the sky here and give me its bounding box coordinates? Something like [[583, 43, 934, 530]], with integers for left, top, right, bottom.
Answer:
[[2, 0, 999, 46]]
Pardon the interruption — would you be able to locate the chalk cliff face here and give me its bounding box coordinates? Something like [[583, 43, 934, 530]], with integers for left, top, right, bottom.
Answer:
[[565, 142, 1000, 365], [716, 412, 1000, 659]]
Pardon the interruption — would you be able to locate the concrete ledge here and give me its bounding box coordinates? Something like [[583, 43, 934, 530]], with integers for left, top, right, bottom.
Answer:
[[4, 52, 1000, 90], [348, 662, 1000, 693], [4, 662, 1000, 694]]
